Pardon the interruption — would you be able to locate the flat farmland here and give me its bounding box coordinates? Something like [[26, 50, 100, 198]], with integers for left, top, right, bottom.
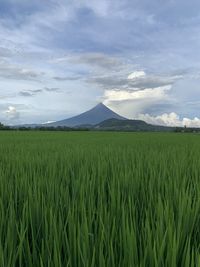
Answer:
[[0, 131, 200, 267]]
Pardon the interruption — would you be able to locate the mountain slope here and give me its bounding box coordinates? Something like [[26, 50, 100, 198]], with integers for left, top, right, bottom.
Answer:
[[94, 118, 174, 132], [47, 103, 126, 127]]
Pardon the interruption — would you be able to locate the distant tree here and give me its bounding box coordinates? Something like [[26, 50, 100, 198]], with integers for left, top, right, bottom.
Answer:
[[0, 122, 11, 130]]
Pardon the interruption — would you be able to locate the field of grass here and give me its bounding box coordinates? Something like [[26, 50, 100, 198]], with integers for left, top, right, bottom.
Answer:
[[0, 131, 200, 266]]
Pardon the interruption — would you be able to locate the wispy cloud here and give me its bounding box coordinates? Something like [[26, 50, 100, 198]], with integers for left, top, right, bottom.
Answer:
[[44, 87, 61, 92], [19, 87, 61, 97], [0, 60, 45, 81], [53, 76, 82, 81], [19, 89, 43, 97], [88, 71, 183, 90]]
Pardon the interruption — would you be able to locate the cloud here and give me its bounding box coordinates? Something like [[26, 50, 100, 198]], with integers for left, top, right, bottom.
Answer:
[[74, 0, 112, 17], [41, 120, 56, 124], [104, 85, 171, 102], [128, 70, 146, 79], [44, 87, 61, 92], [137, 112, 200, 128], [103, 85, 172, 118], [19, 91, 34, 97], [19, 87, 61, 97], [19, 89, 43, 97], [4, 106, 20, 120], [96, 70, 184, 119], [0, 47, 14, 58], [53, 76, 82, 81], [88, 71, 183, 90], [0, 61, 45, 81], [73, 53, 122, 69], [53, 53, 123, 70], [32, 89, 43, 93]]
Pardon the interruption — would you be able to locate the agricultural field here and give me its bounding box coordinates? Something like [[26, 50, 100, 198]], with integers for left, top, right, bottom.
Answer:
[[0, 131, 200, 267]]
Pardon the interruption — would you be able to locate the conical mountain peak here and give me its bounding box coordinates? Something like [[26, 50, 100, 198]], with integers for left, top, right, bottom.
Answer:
[[91, 102, 110, 111], [48, 103, 126, 127], [95, 102, 106, 108]]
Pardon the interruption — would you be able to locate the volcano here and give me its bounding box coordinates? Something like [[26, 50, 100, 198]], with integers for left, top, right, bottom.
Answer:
[[47, 103, 126, 127]]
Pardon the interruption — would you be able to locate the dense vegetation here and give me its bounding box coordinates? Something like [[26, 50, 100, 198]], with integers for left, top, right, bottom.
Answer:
[[1, 120, 200, 132], [0, 131, 200, 266]]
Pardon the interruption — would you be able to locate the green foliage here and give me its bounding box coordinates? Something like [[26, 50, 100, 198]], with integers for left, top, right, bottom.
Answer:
[[0, 131, 200, 266], [0, 123, 10, 130]]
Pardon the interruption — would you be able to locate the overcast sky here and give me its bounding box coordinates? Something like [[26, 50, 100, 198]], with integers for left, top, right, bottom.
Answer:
[[0, 0, 200, 126]]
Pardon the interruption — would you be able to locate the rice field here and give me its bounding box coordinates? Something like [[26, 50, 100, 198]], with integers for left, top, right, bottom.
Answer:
[[0, 131, 200, 267]]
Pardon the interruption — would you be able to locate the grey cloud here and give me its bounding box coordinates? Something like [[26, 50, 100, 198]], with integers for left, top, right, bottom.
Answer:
[[0, 37, 26, 58], [88, 76, 127, 88], [142, 102, 179, 115], [44, 87, 61, 92], [19, 91, 34, 97], [0, 61, 45, 81], [53, 76, 82, 81], [0, 93, 15, 99], [19, 89, 43, 97], [0, 47, 14, 58], [19, 87, 61, 97], [127, 75, 182, 89], [187, 101, 200, 107], [143, 98, 200, 119], [55, 53, 124, 71], [32, 89, 43, 93], [73, 53, 122, 69], [87, 72, 183, 90]]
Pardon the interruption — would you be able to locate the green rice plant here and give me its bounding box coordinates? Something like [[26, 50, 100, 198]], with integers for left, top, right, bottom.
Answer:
[[0, 131, 199, 266]]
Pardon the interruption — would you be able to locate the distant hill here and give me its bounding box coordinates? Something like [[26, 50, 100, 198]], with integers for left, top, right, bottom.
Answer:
[[94, 118, 174, 132], [47, 103, 126, 127]]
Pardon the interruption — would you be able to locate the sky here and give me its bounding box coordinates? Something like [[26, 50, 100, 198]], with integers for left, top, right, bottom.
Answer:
[[0, 0, 200, 126]]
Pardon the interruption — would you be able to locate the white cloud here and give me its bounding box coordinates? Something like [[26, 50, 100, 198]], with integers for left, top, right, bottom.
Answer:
[[127, 70, 146, 80], [137, 112, 200, 127], [182, 117, 200, 128], [42, 120, 56, 124], [104, 85, 171, 102], [103, 85, 172, 118], [4, 106, 20, 120]]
